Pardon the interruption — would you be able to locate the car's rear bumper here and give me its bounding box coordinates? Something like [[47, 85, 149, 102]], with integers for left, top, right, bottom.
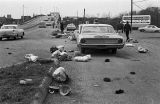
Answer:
[[78, 44, 125, 49]]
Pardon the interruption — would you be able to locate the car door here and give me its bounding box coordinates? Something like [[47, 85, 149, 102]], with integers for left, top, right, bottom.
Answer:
[[145, 25, 152, 32]]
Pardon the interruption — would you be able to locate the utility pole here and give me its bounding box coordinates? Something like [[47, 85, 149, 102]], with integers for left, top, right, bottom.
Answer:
[[22, 5, 24, 23], [83, 8, 85, 24], [77, 10, 79, 27], [131, 0, 133, 29]]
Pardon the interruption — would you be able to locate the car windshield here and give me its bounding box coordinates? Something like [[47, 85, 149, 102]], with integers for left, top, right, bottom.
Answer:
[[82, 26, 115, 34], [1, 26, 17, 29]]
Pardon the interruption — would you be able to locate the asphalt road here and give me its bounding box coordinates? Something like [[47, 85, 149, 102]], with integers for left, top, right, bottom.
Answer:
[[0, 26, 160, 104]]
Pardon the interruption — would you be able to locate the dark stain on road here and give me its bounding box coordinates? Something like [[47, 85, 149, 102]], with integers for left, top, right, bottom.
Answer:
[[8, 52, 12, 55], [104, 59, 110, 62], [103, 77, 111, 82], [115, 89, 125, 94], [130, 72, 136, 75]]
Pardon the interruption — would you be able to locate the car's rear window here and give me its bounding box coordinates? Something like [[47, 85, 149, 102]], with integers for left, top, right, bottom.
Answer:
[[82, 26, 115, 34], [1, 26, 17, 29]]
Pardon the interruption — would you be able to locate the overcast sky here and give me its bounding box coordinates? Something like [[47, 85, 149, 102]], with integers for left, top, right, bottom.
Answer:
[[0, 0, 158, 19]]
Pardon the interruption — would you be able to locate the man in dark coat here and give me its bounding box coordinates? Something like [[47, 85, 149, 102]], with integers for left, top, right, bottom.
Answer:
[[124, 21, 131, 42], [60, 21, 64, 34]]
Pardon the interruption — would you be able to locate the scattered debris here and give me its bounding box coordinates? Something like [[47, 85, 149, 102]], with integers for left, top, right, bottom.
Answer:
[[49, 85, 71, 96], [59, 85, 71, 96], [125, 43, 135, 47], [51, 50, 72, 61], [132, 40, 139, 43], [8, 52, 12, 55], [130, 72, 136, 75], [19, 79, 33, 85], [48, 85, 59, 94], [55, 35, 62, 38], [138, 46, 148, 53], [105, 59, 110, 62], [115, 89, 125, 94], [93, 84, 100, 87], [51, 50, 61, 59], [103, 77, 111, 82], [57, 45, 65, 52], [50, 46, 58, 53], [73, 55, 91, 62], [25, 54, 38, 62], [68, 50, 74, 52], [74, 51, 82, 57], [52, 67, 69, 83]]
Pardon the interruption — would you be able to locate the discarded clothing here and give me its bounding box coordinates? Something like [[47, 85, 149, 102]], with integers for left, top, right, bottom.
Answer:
[[25, 54, 38, 62]]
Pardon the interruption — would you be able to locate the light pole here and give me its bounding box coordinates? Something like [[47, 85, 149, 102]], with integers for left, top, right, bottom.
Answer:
[[23, 4, 24, 23], [131, 0, 133, 28]]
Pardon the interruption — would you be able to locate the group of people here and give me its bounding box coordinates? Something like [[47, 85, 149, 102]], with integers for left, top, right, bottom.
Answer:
[[117, 21, 131, 42]]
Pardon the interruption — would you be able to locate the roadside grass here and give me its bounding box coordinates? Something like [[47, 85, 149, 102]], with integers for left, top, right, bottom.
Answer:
[[0, 61, 56, 104]]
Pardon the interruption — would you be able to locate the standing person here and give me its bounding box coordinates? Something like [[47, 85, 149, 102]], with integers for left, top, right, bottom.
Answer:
[[60, 21, 64, 34], [124, 21, 131, 42], [117, 21, 124, 33]]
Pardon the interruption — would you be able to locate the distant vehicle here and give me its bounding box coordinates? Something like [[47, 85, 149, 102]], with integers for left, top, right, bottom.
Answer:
[[64, 23, 76, 35], [138, 25, 160, 32], [75, 24, 125, 54], [0, 25, 24, 40], [122, 15, 151, 28], [39, 21, 46, 28], [43, 19, 52, 26]]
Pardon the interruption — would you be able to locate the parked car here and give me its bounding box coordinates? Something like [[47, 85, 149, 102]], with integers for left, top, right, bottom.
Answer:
[[138, 25, 160, 32], [39, 21, 46, 28], [0, 25, 25, 40], [75, 24, 125, 54], [64, 23, 76, 35]]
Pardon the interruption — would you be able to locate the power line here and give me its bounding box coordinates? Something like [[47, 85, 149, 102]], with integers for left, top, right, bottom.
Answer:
[[133, 3, 145, 10], [133, 0, 149, 3]]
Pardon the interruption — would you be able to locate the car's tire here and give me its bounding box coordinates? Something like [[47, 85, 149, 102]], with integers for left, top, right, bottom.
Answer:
[[21, 32, 24, 38], [0, 37, 2, 40], [140, 29, 145, 32], [112, 49, 117, 54], [154, 30, 159, 33], [80, 47, 85, 54], [14, 34, 18, 40]]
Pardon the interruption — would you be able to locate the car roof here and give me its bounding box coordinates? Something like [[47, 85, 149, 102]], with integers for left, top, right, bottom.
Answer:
[[2, 24, 18, 27], [79, 24, 112, 27]]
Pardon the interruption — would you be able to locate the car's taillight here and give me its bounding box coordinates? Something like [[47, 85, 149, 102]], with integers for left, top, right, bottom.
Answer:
[[81, 39, 86, 43], [118, 39, 123, 43]]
